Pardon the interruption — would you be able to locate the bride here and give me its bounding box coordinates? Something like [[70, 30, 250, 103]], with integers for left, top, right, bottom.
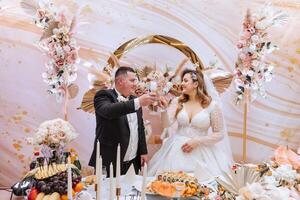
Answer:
[[148, 68, 233, 177]]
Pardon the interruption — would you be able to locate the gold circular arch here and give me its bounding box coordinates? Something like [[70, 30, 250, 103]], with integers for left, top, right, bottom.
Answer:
[[81, 35, 233, 113], [105, 34, 204, 71]]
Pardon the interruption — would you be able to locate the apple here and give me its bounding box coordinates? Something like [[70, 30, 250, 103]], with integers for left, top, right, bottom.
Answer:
[[28, 187, 39, 200]]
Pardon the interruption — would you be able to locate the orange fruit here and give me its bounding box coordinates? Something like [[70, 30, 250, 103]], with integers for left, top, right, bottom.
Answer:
[[61, 191, 75, 200], [74, 183, 84, 192]]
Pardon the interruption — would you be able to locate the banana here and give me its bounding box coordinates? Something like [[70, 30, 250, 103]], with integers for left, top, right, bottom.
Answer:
[[33, 163, 78, 180], [48, 164, 54, 177], [49, 192, 60, 200], [56, 164, 62, 171], [42, 168, 48, 179], [52, 163, 58, 174], [42, 194, 51, 200], [36, 192, 45, 200]]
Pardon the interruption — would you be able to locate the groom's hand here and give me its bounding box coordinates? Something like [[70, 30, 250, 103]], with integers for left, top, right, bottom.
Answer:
[[138, 93, 158, 107], [181, 140, 199, 153], [141, 154, 148, 166]]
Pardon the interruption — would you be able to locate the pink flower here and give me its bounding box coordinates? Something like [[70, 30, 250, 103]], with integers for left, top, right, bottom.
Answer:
[[241, 31, 252, 40], [57, 131, 66, 141], [214, 196, 222, 200], [237, 42, 244, 49], [247, 27, 256, 34], [242, 60, 251, 68], [239, 53, 247, 60], [36, 9, 46, 19], [63, 45, 71, 52], [55, 59, 64, 68], [57, 13, 67, 26], [47, 41, 55, 49], [66, 50, 78, 64]]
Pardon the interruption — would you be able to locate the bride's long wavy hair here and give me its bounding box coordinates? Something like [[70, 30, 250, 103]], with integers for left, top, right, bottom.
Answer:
[[175, 69, 212, 118]]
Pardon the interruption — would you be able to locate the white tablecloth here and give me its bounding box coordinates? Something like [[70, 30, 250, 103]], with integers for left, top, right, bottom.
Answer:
[[83, 175, 217, 200]]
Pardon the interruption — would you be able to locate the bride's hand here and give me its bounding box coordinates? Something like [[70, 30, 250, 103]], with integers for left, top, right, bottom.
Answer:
[[158, 96, 168, 109], [181, 140, 199, 153]]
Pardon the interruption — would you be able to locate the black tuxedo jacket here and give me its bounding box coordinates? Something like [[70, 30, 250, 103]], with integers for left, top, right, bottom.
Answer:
[[88, 89, 148, 173]]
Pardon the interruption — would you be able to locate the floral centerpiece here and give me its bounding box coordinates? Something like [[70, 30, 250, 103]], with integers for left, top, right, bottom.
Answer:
[[34, 118, 78, 163], [34, 118, 78, 146]]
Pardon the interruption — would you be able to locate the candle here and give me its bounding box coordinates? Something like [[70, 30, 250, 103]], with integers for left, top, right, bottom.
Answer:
[[67, 157, 72, 200], [116, 144, 121, 188], [141, 163, 147, 200], [96, 156, 102, 200], [96, 140, 100, 179], [109, 163, 114, 200]]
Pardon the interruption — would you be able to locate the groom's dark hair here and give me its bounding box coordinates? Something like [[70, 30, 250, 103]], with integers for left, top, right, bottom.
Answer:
[[115, 66, 135, 79]]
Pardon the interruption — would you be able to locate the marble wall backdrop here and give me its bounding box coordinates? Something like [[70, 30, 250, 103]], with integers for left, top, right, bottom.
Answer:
[[0, 0, 299, 186]]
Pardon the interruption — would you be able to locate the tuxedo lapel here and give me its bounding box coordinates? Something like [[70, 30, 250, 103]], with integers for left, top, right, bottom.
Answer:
[[111, 89, 119, 102]]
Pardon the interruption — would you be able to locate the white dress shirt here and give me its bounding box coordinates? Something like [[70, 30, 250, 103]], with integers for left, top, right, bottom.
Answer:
[[114, 89, 140, 161]]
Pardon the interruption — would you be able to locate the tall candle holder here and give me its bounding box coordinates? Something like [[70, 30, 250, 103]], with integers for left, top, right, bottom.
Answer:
[[116, 187, 121, 200]]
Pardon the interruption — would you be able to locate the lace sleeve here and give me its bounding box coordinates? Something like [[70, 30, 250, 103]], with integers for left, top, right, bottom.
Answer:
[[194, 103, 224, 145], [210, 104, 224, 133]]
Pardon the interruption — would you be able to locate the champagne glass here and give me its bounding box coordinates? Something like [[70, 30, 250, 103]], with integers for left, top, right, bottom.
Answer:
[[102, 166, 107, 180], [148, 81, 160, 115]]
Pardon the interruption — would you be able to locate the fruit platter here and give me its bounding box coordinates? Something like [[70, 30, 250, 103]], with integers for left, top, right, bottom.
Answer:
[[25, 162, 83, 200], [11, 118, 85, 200]]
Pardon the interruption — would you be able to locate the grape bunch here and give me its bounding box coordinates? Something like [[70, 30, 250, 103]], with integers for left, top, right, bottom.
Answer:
[[72, 175, 82, 188], [35, 172, 82, 195]]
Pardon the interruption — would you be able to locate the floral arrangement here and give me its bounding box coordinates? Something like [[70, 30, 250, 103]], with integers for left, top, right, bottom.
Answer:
[[135, 64, 181, 97], [234, 3, 288, 104], [236, 164, 300, 200], [135, 66, 176, 113], [20, 0, 80, 102], [145, 70, 173, 95], [34, 118, 78, 146], [216, 157, 300, 199]]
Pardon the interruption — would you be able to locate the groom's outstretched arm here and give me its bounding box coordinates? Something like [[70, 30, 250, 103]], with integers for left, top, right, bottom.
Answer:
[[94, 90, 136, 119]]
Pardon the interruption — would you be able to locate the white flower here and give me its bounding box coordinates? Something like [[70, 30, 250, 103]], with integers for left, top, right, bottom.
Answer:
[[247, 70, 255, 77], [251, 60, 260, 67], [263, 176, 277, 186], [34, 118, 78, 145], [255, 20, 270, 30], [117, 96, 128, 102], [267, 187, 295, 200], [163, 82, 173, 94], [273, 164, 297, 182], [238, 182, 270, 200], [251, 35, 260, 44], [264, 71, 273, 82], [249, 44, 257, 52], [266, 44, 279, 54]]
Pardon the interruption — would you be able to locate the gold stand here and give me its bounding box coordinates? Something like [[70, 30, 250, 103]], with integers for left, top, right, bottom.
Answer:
[[242, 89, 249, 162], [116, 187, 121, 200], [95, 184, 100, 200]]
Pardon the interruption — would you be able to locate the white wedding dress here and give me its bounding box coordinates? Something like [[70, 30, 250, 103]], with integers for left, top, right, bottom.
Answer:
[[148, 100, 233, 177]]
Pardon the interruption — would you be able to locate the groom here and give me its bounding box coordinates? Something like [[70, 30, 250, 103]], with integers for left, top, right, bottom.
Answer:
[[89, 66, 157, 176]]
